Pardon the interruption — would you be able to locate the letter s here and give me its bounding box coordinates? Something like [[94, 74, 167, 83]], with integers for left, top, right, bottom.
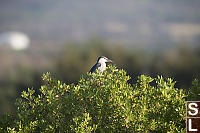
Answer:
[[188, 103, 198, 116]]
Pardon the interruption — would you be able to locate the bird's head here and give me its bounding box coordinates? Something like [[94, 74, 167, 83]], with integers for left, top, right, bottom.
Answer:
[[97, 56, 112, 63]]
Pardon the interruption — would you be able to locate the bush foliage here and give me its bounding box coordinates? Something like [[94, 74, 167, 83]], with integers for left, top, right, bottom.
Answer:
[[188, 79, 200, 101], [1, 65, 186, 132]]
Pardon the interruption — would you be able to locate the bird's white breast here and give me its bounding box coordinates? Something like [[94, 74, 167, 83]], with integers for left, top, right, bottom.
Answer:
[[98, 62, 106, 73]]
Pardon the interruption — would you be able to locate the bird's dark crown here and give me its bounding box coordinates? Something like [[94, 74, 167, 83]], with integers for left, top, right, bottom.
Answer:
[[97, 56, 107, 62]]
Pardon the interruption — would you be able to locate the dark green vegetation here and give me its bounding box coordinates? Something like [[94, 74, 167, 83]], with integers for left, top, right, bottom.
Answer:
[[0, 65, 188, 132], [188, 79, 200, 101]]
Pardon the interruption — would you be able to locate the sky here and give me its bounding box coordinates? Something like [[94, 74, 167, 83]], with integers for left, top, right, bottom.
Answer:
[[0, 0, 200, 48]]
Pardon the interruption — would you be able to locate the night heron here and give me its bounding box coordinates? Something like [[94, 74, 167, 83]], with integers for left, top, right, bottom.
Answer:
[[89, 56, 112, 73]]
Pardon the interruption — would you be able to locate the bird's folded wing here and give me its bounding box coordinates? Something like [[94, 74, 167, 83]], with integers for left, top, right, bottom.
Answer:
[[89, 63, 101, 73]]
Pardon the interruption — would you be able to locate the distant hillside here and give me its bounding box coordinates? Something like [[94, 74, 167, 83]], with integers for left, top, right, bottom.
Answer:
[[0, 0, 200, 48]]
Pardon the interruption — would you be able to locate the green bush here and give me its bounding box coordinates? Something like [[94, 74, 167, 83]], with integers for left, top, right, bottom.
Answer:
[[2, 65, 186, 132], [188, 79, 200, 101]]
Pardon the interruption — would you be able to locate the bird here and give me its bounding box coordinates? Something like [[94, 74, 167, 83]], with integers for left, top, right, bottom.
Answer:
[[89, 56, 112, 73]]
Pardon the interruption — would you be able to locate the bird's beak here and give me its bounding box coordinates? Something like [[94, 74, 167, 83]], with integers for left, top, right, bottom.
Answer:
[[107, 59, 113, 63]]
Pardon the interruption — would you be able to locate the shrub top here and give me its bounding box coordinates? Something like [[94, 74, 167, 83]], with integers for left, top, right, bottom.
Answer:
[[3, 65, 186, 133]]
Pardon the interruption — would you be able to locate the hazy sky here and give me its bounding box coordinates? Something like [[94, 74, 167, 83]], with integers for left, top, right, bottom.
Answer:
[[0, 0, 200, 48]]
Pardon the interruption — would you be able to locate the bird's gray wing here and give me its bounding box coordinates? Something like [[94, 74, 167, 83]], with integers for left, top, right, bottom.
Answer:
[[89, 63, 101, 73]]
